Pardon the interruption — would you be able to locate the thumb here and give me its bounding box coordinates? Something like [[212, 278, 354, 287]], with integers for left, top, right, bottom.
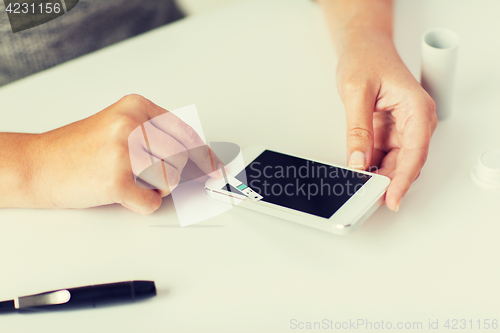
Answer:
[[342, 86, 376, 170]]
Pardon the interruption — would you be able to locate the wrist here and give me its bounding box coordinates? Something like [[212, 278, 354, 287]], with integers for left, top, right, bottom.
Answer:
[[26, 133, 53, 208], [336, 28, 395, 56]]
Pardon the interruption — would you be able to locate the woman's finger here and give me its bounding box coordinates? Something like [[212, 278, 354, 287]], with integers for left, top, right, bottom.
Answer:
[[148, 108, 224, 178], [385, 115, 433, 211], [340, 80, 378, 170]]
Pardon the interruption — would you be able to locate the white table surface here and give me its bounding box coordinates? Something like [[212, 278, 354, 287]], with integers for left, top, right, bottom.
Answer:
[[1, 0, 499, 332]]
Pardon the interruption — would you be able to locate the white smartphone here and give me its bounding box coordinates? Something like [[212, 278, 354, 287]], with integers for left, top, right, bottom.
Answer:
[[205, 146, 390, 235]]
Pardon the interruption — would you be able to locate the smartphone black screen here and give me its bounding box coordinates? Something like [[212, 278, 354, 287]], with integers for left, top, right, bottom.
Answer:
[[222, 150, 371, 219]]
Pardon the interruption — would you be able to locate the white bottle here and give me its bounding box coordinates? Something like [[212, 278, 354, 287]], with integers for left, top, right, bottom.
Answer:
[[420, 28, 460, 120]]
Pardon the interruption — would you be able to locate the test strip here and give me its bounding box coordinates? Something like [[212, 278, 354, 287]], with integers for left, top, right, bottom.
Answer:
[[226, 175, 263, 202]]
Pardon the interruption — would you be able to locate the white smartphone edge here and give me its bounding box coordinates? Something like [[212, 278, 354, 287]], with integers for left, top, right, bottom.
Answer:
[[205, 145, 390, 235]]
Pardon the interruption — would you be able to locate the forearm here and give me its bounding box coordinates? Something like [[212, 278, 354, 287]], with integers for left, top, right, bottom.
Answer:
[[0, 133, 45, 208], [317, 0, 394, 54]]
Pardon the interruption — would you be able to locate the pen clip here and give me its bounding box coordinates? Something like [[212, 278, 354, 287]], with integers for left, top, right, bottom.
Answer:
[[15, 290, 71, 309]]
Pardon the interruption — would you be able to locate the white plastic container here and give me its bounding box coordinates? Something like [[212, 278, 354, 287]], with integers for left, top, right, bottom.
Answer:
[[421, 28, 460, 120], [471, 150, 500, 190]]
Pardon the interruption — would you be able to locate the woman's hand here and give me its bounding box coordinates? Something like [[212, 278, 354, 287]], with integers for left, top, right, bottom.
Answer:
[[337, 31, 437, 211], [23, 94, 222, 214]]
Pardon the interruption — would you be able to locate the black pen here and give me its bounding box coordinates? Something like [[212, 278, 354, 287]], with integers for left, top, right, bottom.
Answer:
[[0, 281, 156, 313]]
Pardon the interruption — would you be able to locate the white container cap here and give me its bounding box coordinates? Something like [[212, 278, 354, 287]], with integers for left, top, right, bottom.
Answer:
[[471, 150, 500, 189]]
